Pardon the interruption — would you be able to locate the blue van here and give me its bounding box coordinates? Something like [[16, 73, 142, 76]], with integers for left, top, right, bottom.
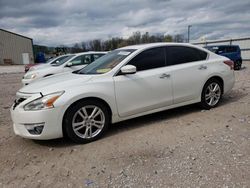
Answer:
[[205, 45, 242, 70]]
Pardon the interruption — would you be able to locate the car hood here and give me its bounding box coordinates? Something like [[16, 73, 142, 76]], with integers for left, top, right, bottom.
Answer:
[[29, 63, 51, 71], [20, 72, 92, 95], [24, 66, 61, 78]]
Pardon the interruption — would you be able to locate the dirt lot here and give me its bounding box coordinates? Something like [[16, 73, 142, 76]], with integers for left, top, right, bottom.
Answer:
[[0, 63, 250, 188]]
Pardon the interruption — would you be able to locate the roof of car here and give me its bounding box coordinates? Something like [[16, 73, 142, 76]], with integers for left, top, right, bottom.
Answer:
[[118, 42, 200, 50], [205, 45, 239, 47], [74, 51, 107, 55]]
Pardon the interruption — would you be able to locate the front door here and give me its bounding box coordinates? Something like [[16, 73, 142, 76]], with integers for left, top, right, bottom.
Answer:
[[113, 47, 173, 117]]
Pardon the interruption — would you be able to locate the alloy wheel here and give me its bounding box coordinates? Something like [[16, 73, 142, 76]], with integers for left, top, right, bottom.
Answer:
[[72, 105, 105, 139], [205, 82, 221, 106]]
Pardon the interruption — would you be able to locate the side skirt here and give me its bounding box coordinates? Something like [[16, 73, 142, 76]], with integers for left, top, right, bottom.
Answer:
[[111, 98, 201, 123]]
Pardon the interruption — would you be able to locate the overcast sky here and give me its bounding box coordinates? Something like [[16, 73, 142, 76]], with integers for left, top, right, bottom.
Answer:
[[0, 0, 249, 46]]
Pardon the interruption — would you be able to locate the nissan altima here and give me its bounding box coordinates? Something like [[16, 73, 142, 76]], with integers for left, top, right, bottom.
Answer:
[[11, 43, 235, 143]]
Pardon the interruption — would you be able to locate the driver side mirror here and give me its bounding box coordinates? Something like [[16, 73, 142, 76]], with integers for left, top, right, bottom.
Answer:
[[120, 65, 136, 74], [66, 62, 73, 67]]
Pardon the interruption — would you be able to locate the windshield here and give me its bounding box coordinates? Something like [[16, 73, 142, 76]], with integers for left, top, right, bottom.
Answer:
[[51, 55, 75, 66], [76, 49, 135, 74], [46, 57, 57, 64], [205, 46, 222, 53]]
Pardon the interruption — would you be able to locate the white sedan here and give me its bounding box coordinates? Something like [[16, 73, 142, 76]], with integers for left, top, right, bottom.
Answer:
[[22, 51, 106, 85], [11, 43, 235, 143]]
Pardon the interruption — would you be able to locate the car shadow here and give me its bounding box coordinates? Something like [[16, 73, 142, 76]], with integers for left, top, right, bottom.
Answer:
[[33, 104, 200, 148], [33, 89, 247, 147], [33, 137, 75, 147], [32, 104, 202, 148], [107, 104, 199, 136]]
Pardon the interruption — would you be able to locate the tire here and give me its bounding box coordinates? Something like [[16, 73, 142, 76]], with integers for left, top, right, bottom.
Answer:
[[63, 99, 110, 144], [234, 60, 241, 70], [200, 78, 223, 110]]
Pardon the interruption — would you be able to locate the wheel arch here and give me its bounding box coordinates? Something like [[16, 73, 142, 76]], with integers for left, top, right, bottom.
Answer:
[[203, 75, 224, 95], [62, 96, 113, 137]]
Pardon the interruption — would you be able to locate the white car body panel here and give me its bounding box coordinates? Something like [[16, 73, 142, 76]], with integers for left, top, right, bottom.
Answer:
[[11, 43, 235, 140], [22, 52, 106, 85], [29, 54, 72, 71], [114, 66, 173, 117]]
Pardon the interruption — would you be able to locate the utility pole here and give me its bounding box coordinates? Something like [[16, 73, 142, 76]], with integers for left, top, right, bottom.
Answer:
[[188, 25, 192, 43]]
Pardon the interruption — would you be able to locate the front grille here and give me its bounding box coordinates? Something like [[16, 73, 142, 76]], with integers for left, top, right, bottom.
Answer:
[[13, 97, 26, 110]]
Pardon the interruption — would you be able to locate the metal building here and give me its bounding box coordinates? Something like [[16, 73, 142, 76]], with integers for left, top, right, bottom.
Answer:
[[0, 29, 34, 65]]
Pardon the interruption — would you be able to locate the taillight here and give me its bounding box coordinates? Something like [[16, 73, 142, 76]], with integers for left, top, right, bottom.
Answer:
[[224, 60, 234, 70]]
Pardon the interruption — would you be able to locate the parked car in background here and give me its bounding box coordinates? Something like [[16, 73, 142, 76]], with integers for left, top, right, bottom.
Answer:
[[22, 52, 106, 85], [24, 54, 72, 73], [11, 43, 235, 143], [204, 45, 242, 70], [35, 52, 46, 63]]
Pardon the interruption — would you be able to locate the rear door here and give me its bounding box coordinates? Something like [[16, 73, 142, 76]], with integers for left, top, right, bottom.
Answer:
[[114, 47, 173, 117], [166, 46, 208, 104]]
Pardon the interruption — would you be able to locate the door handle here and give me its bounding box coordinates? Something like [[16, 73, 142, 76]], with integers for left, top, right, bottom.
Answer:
[[159, 73, 170, 79], [198, 65, 207, 70]]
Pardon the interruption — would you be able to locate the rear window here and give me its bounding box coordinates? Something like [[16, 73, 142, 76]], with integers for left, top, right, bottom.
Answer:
[[226, 46, 237, 53], [206, 46, 238, 53]]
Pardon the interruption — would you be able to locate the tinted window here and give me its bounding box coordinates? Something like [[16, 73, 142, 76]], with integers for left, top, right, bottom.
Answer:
[[128, 47, 166, 71], [167, 46, 207, 66], [218, 46, 226, 53], [226, 46, 237, 53]]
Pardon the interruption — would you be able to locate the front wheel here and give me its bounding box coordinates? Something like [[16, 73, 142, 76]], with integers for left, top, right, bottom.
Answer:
[[200, 79, 222, 109], [63, 100, 110, 143]]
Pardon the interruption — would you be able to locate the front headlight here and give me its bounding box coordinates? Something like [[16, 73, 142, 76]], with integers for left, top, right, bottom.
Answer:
[[24, 91, 64, 111], [24, 73, 37, 79]]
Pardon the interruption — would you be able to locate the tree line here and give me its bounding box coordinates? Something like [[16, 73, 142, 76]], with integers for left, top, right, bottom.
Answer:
[[34, 32, 185, 55], [70, 32, 185, 53]]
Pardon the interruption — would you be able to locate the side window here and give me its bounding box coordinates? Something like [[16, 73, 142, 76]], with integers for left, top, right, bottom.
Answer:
[[70, 56, 82, 66], [70, 55, 91, 66], [127, 47, 166, 71], [218, 46, 226, 53], [83, 55, 91, 64], [93, 54, 104, 61], [167, 46, 207, 66]]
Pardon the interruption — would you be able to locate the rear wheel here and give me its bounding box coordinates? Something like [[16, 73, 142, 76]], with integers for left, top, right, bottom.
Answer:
[[63, 100, 110, 143], [234, 60, 242, 70], [200, 79, 222, 109]]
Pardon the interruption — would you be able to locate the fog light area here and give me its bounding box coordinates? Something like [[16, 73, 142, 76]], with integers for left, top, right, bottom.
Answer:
[[24, 123, 45, 135]]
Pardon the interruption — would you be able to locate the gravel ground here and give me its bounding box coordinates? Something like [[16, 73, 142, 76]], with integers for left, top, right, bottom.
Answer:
[[0, 63, 249, 188], [0, 65, 24, 74]]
